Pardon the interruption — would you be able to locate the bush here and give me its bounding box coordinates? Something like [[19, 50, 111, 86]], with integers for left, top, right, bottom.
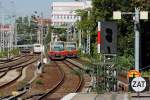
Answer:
[[10, 48, 20, 56], [142, 70, 150, 77], [0, 48, 20, 58], [0, 51, 8, 58], [116, 55, 134, 70]]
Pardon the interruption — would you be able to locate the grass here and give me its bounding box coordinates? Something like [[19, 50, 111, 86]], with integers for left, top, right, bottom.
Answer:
[[0, 91, 4, 96], [17, 81, 28, 91], [35, 79, 43, 85]]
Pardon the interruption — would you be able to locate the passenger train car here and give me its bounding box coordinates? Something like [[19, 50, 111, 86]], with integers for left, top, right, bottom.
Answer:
[[33, 43, 43, 54], [48, 41, 66, 60], [65, 42, 78, 58]]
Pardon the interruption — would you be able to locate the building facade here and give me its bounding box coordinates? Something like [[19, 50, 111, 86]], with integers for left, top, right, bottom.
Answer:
[[51, 0, 92, 28], [36, 18, 51, 44], [0, 24, 15, 52]]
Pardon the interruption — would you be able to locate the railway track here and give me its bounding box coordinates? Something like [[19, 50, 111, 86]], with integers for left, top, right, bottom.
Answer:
[[21, 60, 83, 100], [37, 61, 83, 100], [0, 55, 33, 82], [0, 57, 37, 89], [63, 60, 84, 92], [0, 54, 27, 64], [0, 55, 33, 73], [0, 54, 32, 67], [18, 61, 64, 100], [0, 55, 39, 99]]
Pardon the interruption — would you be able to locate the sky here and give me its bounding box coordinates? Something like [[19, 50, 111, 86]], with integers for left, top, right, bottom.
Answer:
[[0, 0, 77, 18], [0, 0, 51, 18]]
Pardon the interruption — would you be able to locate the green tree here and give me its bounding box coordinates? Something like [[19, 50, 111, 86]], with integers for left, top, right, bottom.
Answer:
[[16, 17, 24, 34], [23, 16, 30, 34]]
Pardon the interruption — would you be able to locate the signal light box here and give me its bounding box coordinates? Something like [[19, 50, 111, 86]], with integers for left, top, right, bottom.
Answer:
[[100, 21, 117, 54]]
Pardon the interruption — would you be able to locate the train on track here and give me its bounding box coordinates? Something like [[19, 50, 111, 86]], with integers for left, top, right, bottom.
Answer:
[[33, 43, 44, 54], [19, 43, 44, 54], [48, 41, 78, 60], [48, 41, 66, 60], [65, 42, 78, 58]]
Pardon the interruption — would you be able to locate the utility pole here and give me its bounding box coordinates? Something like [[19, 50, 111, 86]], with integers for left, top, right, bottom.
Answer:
[[86, 10, 90, 55], [0, 1, 4, 52], [78, 16, 82, 48], [40, 12, 44, 73], [2, 11, 4, 51], [113, 8, 148, 71], [134, 8, 140, 71], [41, 12, 43, 64], [0, 1, 2, 52]]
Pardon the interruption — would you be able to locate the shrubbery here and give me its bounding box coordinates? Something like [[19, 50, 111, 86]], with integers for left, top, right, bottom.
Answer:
[[116, 55, 134, 70], [0, 48, 20, 58]]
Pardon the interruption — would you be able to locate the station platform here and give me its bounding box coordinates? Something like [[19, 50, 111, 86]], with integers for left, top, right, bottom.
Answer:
[[61, 92, 150, 100]]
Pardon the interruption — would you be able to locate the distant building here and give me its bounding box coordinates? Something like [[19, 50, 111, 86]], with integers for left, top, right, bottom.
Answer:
[[36, 18, 51, 26], [36, 18, 51, 43], [51, 0, 92, 28], [0, 24, 15, 52]]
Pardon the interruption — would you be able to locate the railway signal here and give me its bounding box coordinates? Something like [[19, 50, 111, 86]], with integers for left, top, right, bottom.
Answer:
[[100, 22, 117, 54]]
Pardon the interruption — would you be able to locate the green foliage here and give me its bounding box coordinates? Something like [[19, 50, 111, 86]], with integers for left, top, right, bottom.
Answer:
[[36, 79, 43, 85], [0, 48, 20, 58], [116, 55, 134, 70], [16, 16, 31, 34], [74, 0, 150, 94], [75, 0, 150, 58], [16, 16, 52, 44], [10, 48, 20, 56], [0, 51, 8, 58], [142, 70, 150, 77], [44, 32, 51, 45]]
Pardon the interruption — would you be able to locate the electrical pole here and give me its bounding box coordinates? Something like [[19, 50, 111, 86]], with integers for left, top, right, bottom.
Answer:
[[86, 10, 90, 55], [40, 12, 44, 73], [113, 8, 148, 72], [134, 8, 140, 71], [78, 16, 82, 48], [0, 1, 2, 52]]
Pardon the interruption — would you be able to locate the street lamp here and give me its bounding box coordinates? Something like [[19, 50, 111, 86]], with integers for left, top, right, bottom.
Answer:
[[113, 8, 148, 71]]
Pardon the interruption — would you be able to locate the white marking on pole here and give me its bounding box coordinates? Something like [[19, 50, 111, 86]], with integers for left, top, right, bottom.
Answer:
[[97, 44, 100, 53], [98, 22, 101, 31]]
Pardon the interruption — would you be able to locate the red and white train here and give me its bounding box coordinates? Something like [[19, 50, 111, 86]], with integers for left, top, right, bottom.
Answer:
[[48, 41, 66, 60], [65, 42, 78, 58]]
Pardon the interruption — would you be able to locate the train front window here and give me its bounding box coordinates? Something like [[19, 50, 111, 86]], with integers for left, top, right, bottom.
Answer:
[[53, 46, 64, 51], [35, 45, 40, 47], [66, 46, 75, 50]]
